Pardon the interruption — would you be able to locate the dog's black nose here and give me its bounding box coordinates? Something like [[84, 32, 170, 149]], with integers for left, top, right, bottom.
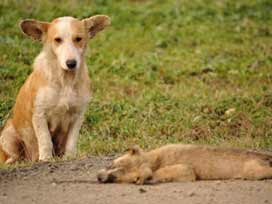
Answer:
[[66, 59, 77, 69]]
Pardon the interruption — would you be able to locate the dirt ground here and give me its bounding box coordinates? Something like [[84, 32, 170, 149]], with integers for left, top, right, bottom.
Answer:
[[0, 156, 271, 204]]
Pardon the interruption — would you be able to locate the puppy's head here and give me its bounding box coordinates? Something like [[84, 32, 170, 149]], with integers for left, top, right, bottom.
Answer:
[[97, 146, 146, 183], [20, 15, 110, 71]]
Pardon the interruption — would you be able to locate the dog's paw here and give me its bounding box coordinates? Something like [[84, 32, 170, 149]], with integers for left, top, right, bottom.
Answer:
[[5, 157, 17, 164], [63, 152, 77, 160], [39, 154, 53, 162]]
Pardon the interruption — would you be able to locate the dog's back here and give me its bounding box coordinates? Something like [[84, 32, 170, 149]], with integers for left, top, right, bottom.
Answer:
[[149, 144, 272, 180]]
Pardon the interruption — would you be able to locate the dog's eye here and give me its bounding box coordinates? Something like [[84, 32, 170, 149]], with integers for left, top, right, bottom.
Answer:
[[54, 37, 62, 43], [75, 37, 82, 42]]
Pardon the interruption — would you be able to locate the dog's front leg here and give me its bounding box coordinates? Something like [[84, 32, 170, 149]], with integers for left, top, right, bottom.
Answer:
[[32, 113, 53, 161], [64, 113, 84, 158]]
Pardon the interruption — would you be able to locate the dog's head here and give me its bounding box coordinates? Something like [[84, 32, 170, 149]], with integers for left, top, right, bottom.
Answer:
[[20, 15, 110, 71], [97, 146, 152, 184]]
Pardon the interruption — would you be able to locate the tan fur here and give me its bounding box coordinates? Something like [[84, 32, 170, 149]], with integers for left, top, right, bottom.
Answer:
[[0, 15, 110, 163], [97, 144, 272, 184]]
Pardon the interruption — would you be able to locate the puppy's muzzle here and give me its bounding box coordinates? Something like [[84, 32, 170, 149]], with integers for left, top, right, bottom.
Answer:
[[97, 169, 117, 183]]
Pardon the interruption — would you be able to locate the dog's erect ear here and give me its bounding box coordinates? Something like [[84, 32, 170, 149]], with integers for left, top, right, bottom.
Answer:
[[127, 145, 142, 155], [20, 20, 49, 41], [82, 15, 111, 39]]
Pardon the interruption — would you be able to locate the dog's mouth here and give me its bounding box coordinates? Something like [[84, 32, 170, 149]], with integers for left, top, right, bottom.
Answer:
[[62, 67, 77, 72]]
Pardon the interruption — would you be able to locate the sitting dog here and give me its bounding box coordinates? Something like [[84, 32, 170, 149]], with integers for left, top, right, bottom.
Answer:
[[97, 144, 272, 184], [0, 15, 110, 163]]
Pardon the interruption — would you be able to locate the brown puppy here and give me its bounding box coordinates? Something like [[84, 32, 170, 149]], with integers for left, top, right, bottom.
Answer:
[[97, 144, 272, 184], [0, 15, 110, 163]]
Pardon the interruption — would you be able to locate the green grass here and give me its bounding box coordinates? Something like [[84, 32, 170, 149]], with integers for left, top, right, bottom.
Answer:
[[0, 0, 272, 157]]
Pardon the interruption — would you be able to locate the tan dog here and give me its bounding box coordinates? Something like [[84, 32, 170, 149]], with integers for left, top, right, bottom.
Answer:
[[97, 144, 272, 184], [0, 15, 110, 163]]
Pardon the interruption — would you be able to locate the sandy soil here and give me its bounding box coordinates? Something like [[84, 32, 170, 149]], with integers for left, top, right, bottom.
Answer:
[[0, 156, 271, 204]]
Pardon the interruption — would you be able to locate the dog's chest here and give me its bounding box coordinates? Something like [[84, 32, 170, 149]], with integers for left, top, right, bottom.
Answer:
[[37, 86, 88, 132], [52, 87, 79, 113]]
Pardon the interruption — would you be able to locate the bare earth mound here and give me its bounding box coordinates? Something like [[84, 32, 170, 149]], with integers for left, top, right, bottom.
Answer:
[[0, 157, 271, 204]]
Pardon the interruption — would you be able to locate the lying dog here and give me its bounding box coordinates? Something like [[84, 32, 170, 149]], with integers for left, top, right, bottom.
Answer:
[[97, 144, 272, 184], [0, 15, 110, 163]]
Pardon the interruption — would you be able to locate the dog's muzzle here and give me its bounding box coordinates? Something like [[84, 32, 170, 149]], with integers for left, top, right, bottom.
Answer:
[[66, 59, 77, 70]]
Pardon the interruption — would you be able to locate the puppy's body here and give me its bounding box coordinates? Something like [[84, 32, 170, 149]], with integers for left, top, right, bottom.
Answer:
[[0, 15, 110, 163], [97, 144, 272, 184]]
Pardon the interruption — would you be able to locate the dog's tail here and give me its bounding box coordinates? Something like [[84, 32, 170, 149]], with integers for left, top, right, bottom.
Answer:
[[0, 144, 7, 163], [0, 125, 7, 163]]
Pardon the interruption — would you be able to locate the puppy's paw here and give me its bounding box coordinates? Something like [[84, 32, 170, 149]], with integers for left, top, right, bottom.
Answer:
[[135, 177, 146, 185]]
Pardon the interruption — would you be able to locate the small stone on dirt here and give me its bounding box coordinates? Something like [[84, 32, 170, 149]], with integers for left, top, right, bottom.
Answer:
[[70, 165, 80, 171], [188, 191, 196, 197], [209, 193, 215, 197], [139, 188, 147, 193], [84, 164, 93, 169], [256, 188, 261, 192], [214, 181, 221, 185], [51, 182, 57, 187]]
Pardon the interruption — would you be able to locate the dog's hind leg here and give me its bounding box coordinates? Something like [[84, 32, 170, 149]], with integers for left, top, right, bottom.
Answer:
[[152, 164, 196, 183], [242, 159, 272, 180], [0, 120, 21, 164]]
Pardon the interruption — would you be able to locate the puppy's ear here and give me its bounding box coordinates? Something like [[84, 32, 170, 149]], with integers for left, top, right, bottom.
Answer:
[[82, 15, 111, 39], [127, 145, 142, 155], [20, 20, 49, 41]]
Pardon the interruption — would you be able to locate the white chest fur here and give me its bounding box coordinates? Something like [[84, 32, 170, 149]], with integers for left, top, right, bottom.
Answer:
[[34, 85, 89, 133]]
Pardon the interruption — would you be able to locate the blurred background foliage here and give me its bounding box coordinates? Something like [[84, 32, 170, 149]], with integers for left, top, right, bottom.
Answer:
[[0, 0, 272, 155]]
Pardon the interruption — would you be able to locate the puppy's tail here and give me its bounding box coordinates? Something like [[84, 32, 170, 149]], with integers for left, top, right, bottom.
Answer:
[[252, 151, 272, 166]]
